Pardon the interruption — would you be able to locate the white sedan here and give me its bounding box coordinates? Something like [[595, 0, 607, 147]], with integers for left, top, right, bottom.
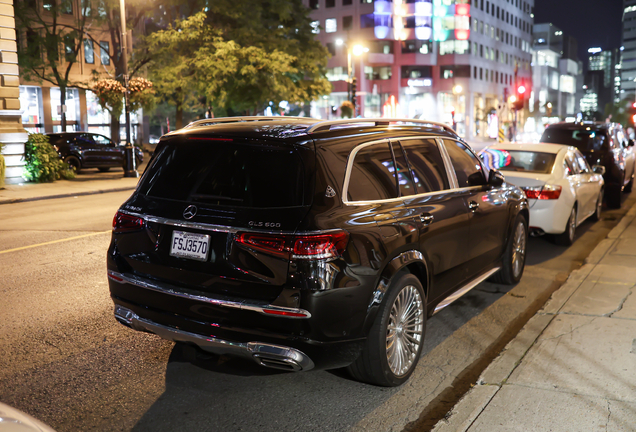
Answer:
[[479, 143, 605, 245]]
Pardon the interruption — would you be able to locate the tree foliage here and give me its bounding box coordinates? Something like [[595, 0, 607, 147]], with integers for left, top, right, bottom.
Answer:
[[15, 0, 96, 131], [23, 133, 75, 183], [144, 1, 331, 120]]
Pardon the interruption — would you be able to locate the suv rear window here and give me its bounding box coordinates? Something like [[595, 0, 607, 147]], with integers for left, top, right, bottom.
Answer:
[[138, 141, 306, 208], [541, 128, 608, 152]]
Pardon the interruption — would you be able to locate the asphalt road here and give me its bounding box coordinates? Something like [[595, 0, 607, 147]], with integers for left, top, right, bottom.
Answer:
[[0, 189, 634, 432]]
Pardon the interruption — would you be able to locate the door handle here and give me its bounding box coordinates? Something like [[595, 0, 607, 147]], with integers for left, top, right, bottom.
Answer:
[[419, 214, 434, 226], [468, 201, 479, 211]]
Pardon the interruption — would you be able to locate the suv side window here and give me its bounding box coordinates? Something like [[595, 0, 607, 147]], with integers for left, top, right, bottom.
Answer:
[[400, 139, 450, 193], [93, 134, 113, 146], [390, 142, 417, 197], [76, 134, 94, 146], [442, 139, 487, 187], [347, 142, 398, 201]]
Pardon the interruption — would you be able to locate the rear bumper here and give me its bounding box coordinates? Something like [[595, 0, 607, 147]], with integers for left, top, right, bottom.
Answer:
[[528, 199, 570, 234], [114, 305, 314, 371], [108, 272, 367, 370]]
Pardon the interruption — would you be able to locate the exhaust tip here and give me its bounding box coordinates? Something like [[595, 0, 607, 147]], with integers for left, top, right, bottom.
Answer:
[[253, 355, 303, 371], [248, 343, 314, 372]]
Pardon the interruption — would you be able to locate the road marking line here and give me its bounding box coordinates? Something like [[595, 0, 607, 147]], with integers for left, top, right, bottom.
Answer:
[[0, 231, 111, 255]]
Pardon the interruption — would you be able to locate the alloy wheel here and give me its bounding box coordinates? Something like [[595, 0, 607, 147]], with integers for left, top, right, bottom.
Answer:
[[386, 285, 424, 377], [511, 221, 526, 279]]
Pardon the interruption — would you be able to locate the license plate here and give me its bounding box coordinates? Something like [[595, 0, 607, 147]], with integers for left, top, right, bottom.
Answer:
[[170, 230, 210, 261]]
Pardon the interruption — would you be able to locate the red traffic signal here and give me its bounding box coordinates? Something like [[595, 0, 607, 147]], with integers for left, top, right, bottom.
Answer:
[[632, 102, 636, 109], [517, 85, 526, 95]]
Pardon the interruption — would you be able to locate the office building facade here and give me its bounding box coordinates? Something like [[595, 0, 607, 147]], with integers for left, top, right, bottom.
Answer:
[[306, 0, 534, 140]]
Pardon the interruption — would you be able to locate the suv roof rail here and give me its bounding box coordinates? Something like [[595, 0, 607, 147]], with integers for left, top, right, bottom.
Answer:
[[183, 116, 309, 129], [305, 118, 456, 134]]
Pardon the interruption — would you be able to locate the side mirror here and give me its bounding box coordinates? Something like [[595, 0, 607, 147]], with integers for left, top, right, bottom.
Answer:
[[592, 165, 606, 175], [488, 169, 505, 187]]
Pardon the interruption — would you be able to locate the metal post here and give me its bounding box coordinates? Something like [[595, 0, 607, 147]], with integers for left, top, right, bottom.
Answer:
[[120, 0, 138, 177]]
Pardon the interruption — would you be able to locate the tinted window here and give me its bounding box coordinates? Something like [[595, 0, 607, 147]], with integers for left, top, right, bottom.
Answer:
[[93, 134, 112, 146], [541, 128, 608, 152], [347, 142, 397, 201], [138, 141, 305, 208], [401, 139, 450, 193], [442, 140, 486, 187], [75, 134, 94, 147], [479, 149, 556, 174], [391, 142, 417, 196]]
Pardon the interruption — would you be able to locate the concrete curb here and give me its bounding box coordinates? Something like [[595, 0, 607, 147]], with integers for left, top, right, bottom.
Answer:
[[0, 186, 136, 205], [431, 201, 636, 432]]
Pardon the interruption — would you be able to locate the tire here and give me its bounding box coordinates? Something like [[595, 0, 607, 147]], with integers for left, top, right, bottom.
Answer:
[[64, 156, 81, 173], [624, 175, 633, 193], [591, 189, 603, 222], [347, 273, 426, 387], [554, 206, 577, 246], [606, 183, 622, 209], [491, 214, 528, 285], [98, 167, 111, 172]]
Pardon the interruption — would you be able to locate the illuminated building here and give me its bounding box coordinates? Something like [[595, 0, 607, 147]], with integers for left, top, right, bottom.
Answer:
[[306, 0, 533, 140]]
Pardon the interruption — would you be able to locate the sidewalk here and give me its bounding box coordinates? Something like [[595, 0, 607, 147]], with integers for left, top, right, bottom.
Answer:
[[433, 203, 636, 431], [0, 164, 145, 205]]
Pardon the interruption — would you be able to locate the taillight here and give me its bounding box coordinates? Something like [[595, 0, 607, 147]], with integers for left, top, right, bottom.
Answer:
[[235, 231, 349, 260], [112, 211, 145, 232], [523, 185, 562, 200]]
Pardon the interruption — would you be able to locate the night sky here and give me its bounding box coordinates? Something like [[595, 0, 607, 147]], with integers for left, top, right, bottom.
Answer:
[[533, 0, 623, 64]]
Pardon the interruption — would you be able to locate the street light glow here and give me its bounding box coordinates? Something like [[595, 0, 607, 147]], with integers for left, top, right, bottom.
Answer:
[[452, 84, 462, 94], [352, 45, 368, 56], [335, 39, 344, 46]]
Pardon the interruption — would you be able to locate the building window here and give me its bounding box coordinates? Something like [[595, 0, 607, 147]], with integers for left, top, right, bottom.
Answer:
[[401, 40, 431, 54], [309, 0, 319, 9], [364, 66, 392, 80], [310, 21, 320, 34], [401, 65, 432, 78], [474, 66, 477, 78], [360, 13, 374, 28], [439, 40, 470, 55], [61, 0, 72, 14], [325, 18, 337, 33], [343, 0, 352, 4], [84, 39, 94, 64], [440, 65, 470, 79], [343, 15, 353, 30], [326, 66, 347, 81], [100, 41, 110, 65], [326, 0, 335, 7], [480, 67, 483, 80], [326, 42, 336, 56], [361, 0, 373, 3]]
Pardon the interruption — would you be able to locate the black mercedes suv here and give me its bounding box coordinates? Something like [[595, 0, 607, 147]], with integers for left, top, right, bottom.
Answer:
[[108, 117, 528, 386], [540, 122, 635, 208], [47, 132, 144, 173]]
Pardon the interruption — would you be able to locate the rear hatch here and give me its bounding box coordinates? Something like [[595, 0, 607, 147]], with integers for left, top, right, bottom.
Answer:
[[541, 127, 607, 167], [115, 135, 314, 302]]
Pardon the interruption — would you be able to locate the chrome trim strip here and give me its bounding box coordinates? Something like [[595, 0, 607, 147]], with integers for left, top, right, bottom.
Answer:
[[114, 305, 314, 371], [433, 267, 501, 314], [108, 271, 312, 319], [436, 137, 460, 189], [183, 116, 309, 129], [306, 118, 456, 134], [341, 136, 483, 206]]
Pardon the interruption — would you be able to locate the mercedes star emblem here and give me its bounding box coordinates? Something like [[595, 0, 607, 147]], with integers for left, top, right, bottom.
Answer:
[[183, 205, 197, 220]]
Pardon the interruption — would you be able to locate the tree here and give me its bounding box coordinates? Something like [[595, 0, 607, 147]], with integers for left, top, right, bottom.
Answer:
[[16, 0, 94, 131], [144, 1, 331, 122]]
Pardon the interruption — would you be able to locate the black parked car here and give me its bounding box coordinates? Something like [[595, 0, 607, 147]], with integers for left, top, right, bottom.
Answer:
[[540, 122, 635, 208], [47, 132, 144, 173], [108, 117, 528, 386]]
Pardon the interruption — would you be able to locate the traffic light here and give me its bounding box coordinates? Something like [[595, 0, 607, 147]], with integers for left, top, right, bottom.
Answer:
[[512, 84, 526, 110]]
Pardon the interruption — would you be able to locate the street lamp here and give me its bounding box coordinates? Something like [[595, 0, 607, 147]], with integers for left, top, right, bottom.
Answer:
[[120, 0, 137, 177], [335, 39, 368, 117]]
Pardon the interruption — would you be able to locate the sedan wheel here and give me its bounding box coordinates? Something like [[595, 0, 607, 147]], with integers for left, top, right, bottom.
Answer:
[[591, 189, 603, 222], [555, 206, 576, 246], [347, 273, 426, 387], [491, 214, 527, 285]]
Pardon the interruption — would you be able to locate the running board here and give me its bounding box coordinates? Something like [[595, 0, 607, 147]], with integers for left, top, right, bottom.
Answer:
[[433, 267, 501, 314]]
